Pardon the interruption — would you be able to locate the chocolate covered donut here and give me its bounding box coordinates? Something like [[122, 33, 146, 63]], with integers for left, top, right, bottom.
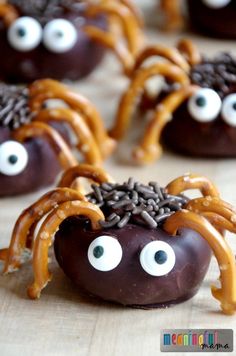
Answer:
[[0, 79, 115, 196], [160, 0, 236, 38], [0, 0, 143, 82], [110, 39, 236, 163], [1, 164, 236, 315]]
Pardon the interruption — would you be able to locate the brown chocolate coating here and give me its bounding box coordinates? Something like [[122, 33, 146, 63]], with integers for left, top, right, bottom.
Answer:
[[0, 8, 106, 82], [187, 0, 236, 38], [54, 217, 212, 308], [0, 122, 70, 196]]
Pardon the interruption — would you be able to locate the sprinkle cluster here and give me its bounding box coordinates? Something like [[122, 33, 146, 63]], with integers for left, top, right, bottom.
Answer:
[[9, 0, 84, 23], [87, 179, 188, 229], [0, 84, 34, 130], [190, 53, 236, 98]]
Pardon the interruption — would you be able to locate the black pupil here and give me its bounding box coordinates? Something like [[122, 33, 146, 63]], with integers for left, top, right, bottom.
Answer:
[[195, 96, 207, 107], [17, 27, 26, 37], [93, 245, 104, 259], [8, 155, 18, 165], [154, 250, 168, 265], [232, 102, 236, 110], [55, 31, 64, 38]]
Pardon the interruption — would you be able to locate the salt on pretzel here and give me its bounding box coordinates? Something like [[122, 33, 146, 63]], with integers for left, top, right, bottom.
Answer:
[[13, 121, 78, 169], [28, 200, 104, 299], [164, 210, 236, 315], [35, 108, 102, 166]]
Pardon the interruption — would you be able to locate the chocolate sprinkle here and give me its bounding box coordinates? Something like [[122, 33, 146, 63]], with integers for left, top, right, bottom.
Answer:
[[190, 53, 236, 98], [86, 179, 188, 229], [0, 84, 34, 130]]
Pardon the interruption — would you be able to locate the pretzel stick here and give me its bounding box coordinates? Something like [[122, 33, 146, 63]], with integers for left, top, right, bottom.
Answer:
[[35, 108, 102, 166], [83, 26, 134, 75], [110, 63, 190, 140], [13, 122, 77, 169], [166, 174, 220, 197], [58, 164, 112, 189], [86, 2, 142, 55], [177, 38, 202, 66], [132, 85, 196, 164], [202, 212, 235, 234], [119, 0, 144, 27], [1, 188, 85, 273], [160, 0, 184, 31], [28, 201, 104, 299], [133, 45, 190, 73], [29, 80, 115, 159], [0, 3, 18, 26], [164, 210, 236, 315]]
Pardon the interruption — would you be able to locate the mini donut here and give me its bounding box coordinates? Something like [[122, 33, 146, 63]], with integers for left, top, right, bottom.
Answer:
[[0, 0, 143, 82]]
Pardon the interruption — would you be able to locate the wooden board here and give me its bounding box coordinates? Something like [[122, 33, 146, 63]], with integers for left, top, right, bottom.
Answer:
[[0, 1, 236, 355]]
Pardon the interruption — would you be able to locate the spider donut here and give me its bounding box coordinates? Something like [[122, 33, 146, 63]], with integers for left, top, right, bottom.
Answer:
[[1, 164, 236, 315], [0, 79, 115, 196], [110, 39, 236, 163], [0, 0, 143, 82], [160, 0, 236, 38]]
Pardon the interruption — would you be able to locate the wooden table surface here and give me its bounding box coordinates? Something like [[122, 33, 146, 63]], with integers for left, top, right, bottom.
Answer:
[[1, 1, 236, 355]]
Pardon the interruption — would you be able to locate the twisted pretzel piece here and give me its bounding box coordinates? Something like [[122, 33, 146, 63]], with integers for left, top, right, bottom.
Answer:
[[177, 39, 201, 66], [110, 62, 190, 141], [13, 122, 77, 169], [160, 0, 184, 31], [132, 85, 197, 164], [58, 163, 112, 190], [166, 174, 220, 198], [1, 188, 85, 273], [35, 108, 102, 166], [29, 79, 116, 159], [0, 3, 18, 26], [28, 201, 104, 299], [164, 210, 236, 315]]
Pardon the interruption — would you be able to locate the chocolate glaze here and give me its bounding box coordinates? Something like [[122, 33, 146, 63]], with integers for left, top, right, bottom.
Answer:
[[54, 217, 212, 308], [0, 122, 70, 196], [187, 0, 236, 38], [0, 7, 106, 82]]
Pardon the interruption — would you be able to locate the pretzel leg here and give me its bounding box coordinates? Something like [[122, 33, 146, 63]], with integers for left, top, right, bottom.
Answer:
[[110, 63, 189, 140], [1, 189, 85, 273], [58, 163, 113, 189], [0, 3, 18, 26], [160, 0, 184, 31], [13, 122, 77, 169], [29, 80, 115, 159], [132, 85, 196, 164], [28, 201, 104, 299], [177, 39, 201, 66], [35, 108, 102, 165], [166, 173, 219, 197], [83, 26, 134, 75], [164, 210, 236, 315]]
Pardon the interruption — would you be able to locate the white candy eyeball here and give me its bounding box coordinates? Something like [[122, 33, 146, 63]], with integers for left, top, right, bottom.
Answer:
[[88, 235, 122, 272], [140, 241, 176, 277], [202, 0, 231, 8], [43, 19, 77, 53], [0, 141, 28, 176], [221, 93, 236, 126], [188, 88, 222, 123], [7, 17, 42, 52]]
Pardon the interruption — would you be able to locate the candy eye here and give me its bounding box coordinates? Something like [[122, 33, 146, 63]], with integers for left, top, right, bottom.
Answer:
[[221, 93, 236, 126], [7, 17, 42, 51], [43, 19, 77, 53], [202, 0, 231, 8], [188, 88, 222, 123], [88, 235, 123, 272], [140, 241, 175, 277], [0, 141, 28, 176]]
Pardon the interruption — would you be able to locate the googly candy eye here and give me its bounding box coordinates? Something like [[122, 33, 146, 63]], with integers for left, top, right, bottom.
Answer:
[[0, 141, 28, 176], [88, 235, 123, 272], [140, 241, 176, 277], [8, 17, 42, 52], [202, 0, 231, 8], [43, 19, 77, 53], [221, 93, 236, 127], [188, 88, 222, 123]]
